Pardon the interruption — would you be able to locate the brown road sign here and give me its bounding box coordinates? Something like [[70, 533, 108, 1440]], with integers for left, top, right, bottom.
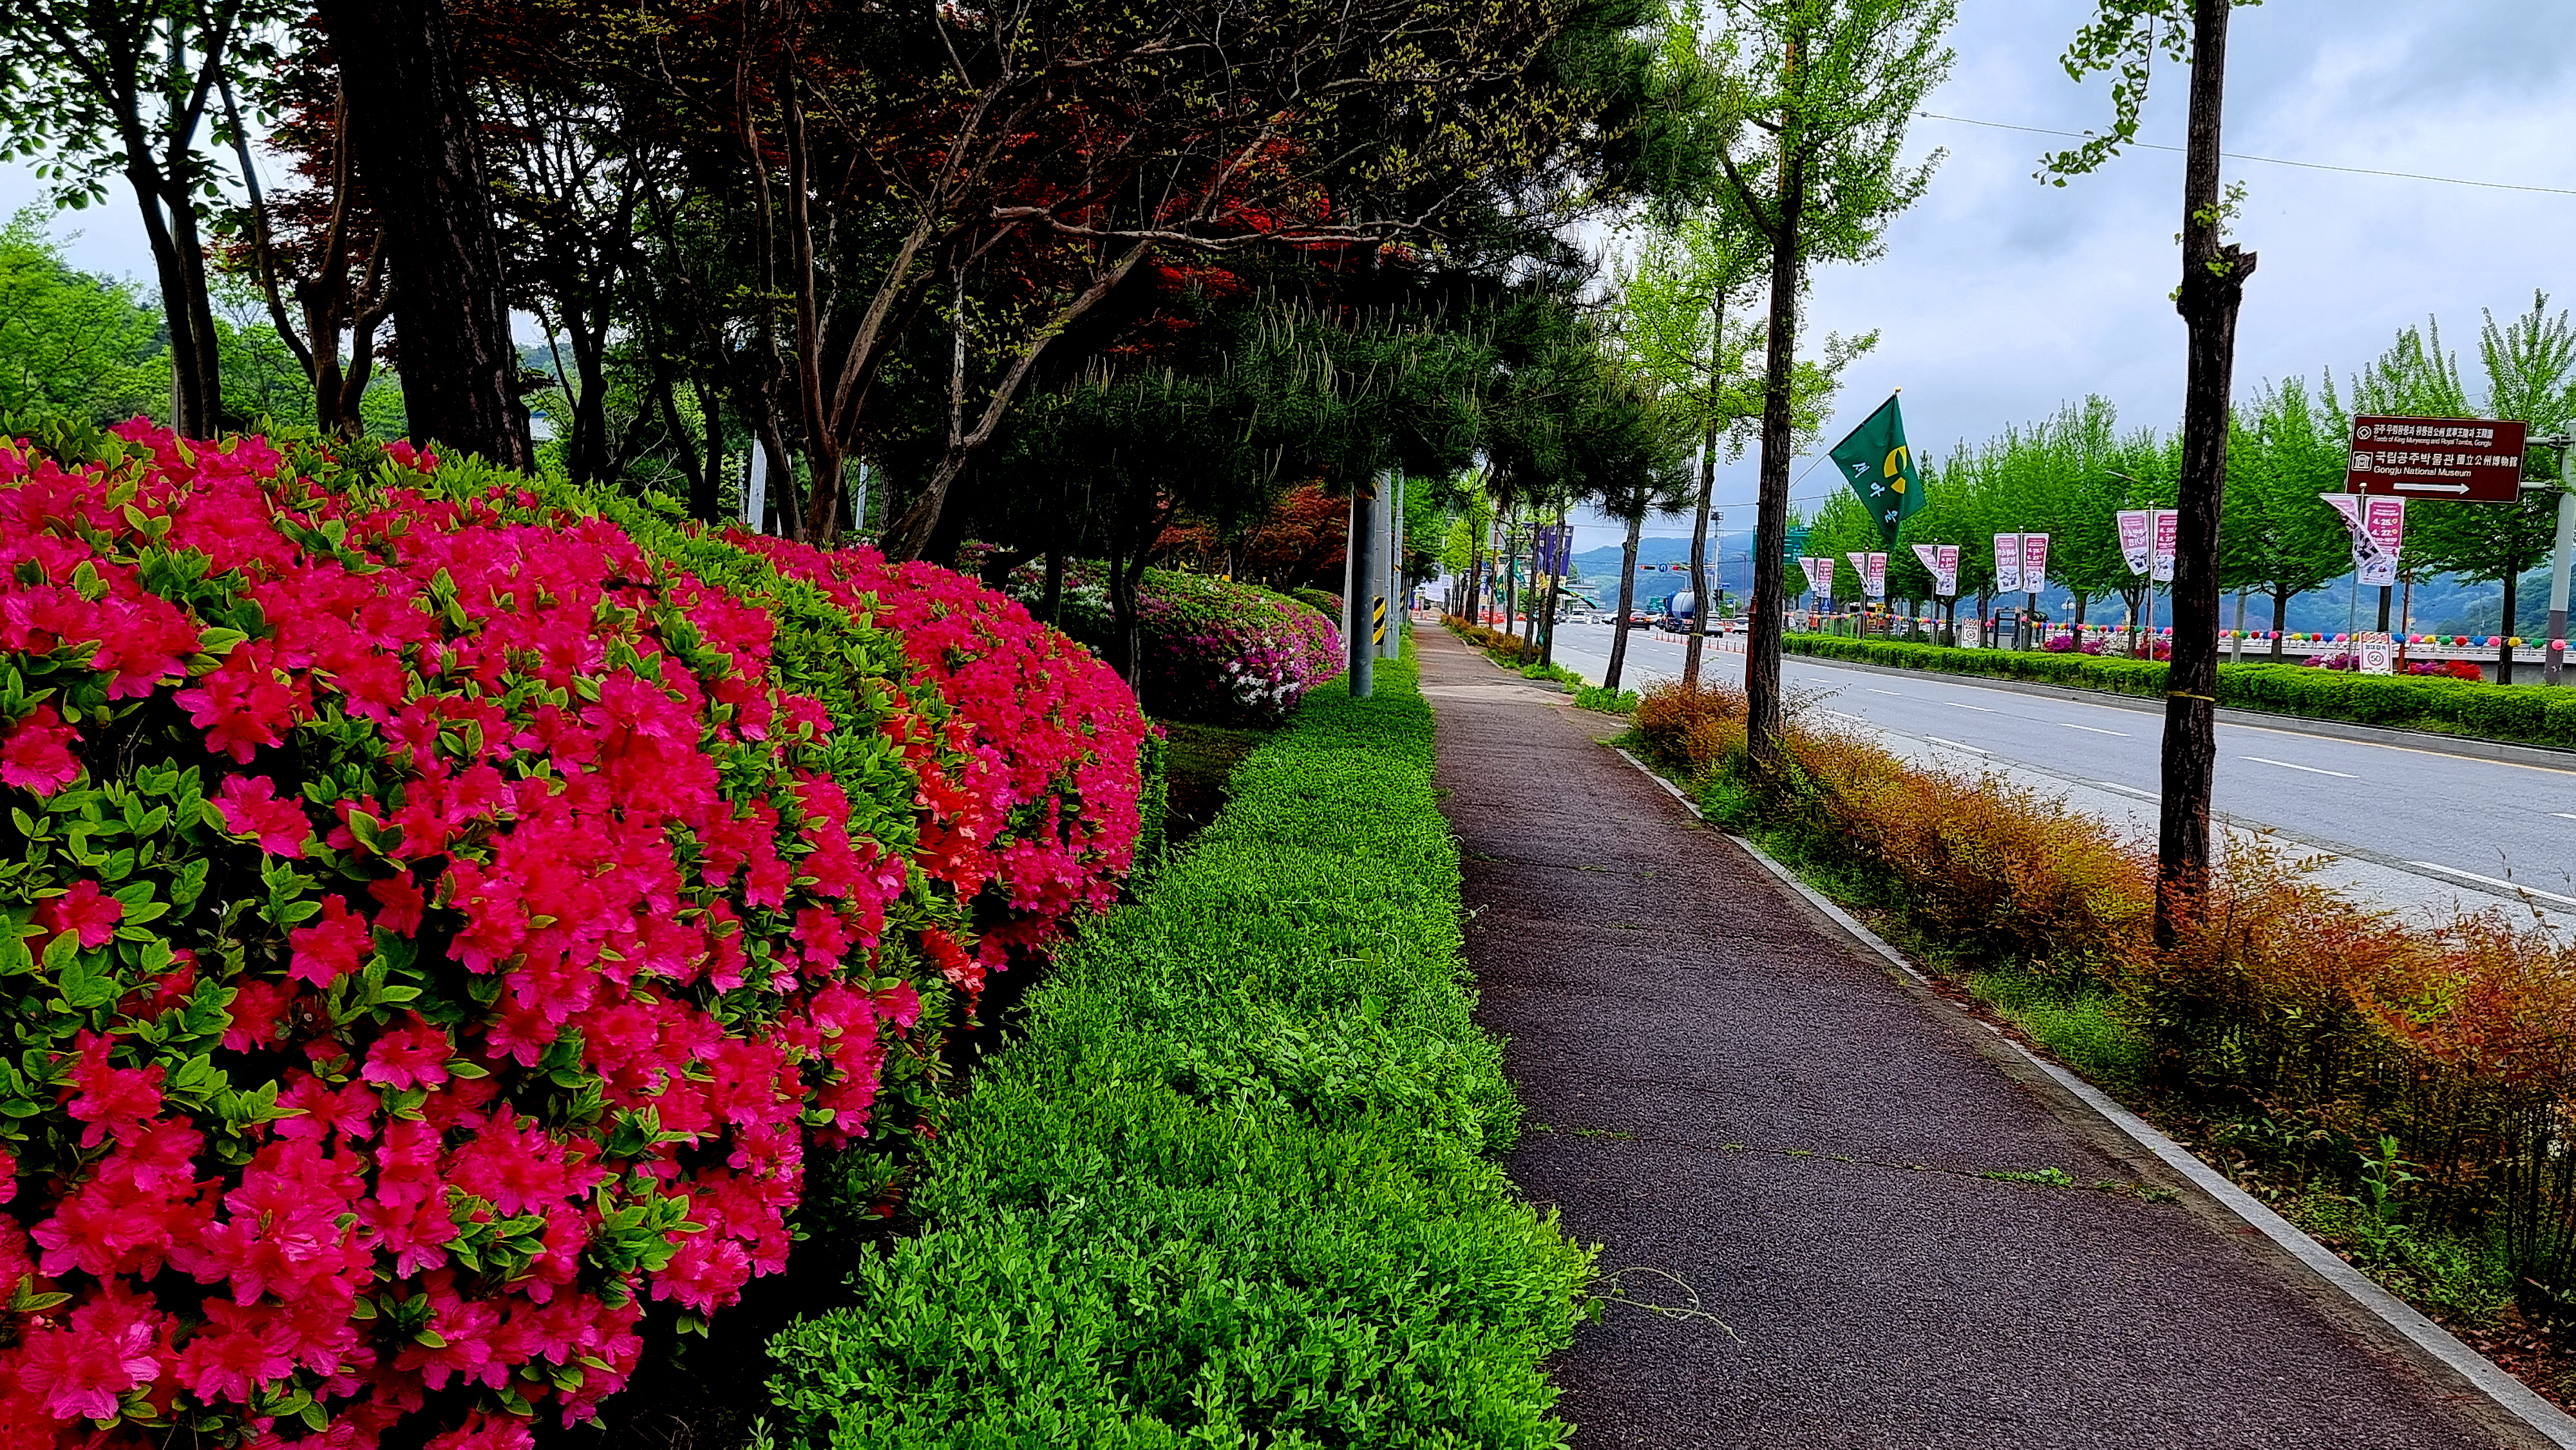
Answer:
[[2345, 415, 2528, 501]]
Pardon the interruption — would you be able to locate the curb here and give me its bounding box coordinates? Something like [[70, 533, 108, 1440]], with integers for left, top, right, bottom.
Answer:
[[1780, 650, 2576, 773], [1605, 744, 2576, 1450]]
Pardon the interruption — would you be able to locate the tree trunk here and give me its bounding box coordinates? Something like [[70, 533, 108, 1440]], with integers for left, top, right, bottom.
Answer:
[[1745, 122, 1807, 766], [2155, 0, 2257, 947], [696, 382, 727, 523], [2498, 571, 2518, 684], [1683, 428, 1716, 688], [2271, 588, 2289, 659], [316, 0, 531, 470], [567, 312, 613, 485], [1606, 511, 1643, 692]]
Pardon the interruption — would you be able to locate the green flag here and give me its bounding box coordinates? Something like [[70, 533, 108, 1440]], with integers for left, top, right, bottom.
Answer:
[[1827, 395, 1924, 545]]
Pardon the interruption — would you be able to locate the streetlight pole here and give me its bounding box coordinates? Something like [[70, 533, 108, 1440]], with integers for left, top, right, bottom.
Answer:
[[2540, 435, 2575, 688]]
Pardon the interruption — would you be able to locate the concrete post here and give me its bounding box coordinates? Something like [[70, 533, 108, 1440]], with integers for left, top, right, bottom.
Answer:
[[1345, 477, 1379, 699], [1380, 471, 1403, 659]]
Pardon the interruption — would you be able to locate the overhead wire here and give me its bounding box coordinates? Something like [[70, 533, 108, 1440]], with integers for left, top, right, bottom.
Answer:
[[1919, 112, 2576, 198]]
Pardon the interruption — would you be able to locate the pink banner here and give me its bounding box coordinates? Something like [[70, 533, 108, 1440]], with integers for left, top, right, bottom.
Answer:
[[2020, 533, 2049, 590], [1865, 552, 1888, 599], [2321, 493, 2405, 587], [1993, 532, 2023, 594], [2151, 509, 2179, 583], [1936, 543, 1960, 598]]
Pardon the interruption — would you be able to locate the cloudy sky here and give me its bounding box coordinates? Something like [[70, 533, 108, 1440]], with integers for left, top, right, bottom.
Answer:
[[1606, 0, 2576, 553], [6, 0, 2571, 557]]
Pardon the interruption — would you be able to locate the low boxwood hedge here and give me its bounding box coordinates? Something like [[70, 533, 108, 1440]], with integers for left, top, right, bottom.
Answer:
[[763, 653, 1593, 1447], [1783, 634, 2576, 749]]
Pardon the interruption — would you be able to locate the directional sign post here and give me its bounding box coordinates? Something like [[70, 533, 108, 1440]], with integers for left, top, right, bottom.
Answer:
[[2345, 415, 2529, 502]]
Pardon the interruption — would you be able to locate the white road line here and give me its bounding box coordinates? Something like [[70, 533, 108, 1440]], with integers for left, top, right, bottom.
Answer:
[[2060, 722, 2128, 736], [1866, 688, 1905, 696], [2093, 780, 2157, 799], [2405, 862, 2576, 909], [2240, 755, 2356, 778], [2555, 813, 2576, 822], [1947, 702, 1998, 712], [1923, 735, 1987, 754]]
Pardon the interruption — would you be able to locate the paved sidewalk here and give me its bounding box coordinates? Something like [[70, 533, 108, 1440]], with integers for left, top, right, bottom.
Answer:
[[1419, 630, 2541, 1450]]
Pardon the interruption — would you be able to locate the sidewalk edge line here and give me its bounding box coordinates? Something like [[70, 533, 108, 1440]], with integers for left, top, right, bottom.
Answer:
[[1604, 742, 2576, 1449]]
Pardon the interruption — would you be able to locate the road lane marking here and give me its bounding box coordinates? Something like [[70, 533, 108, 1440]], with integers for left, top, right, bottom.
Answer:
[[2240, 755, 2356, 778], [2405, 862, 2576, 908], [2060, 722, 2128, 735], [1867, 688, 1905, 696], [1947, 702, 1998, 712], [1923, 735, 1987, 754], [2555, 813, 2576, 822], [2093, 781, 2157, 799]]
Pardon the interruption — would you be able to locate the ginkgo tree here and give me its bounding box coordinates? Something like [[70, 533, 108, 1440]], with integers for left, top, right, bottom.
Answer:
[[1683, 0, 1955, 763], [2044, 0, 2260, 941]]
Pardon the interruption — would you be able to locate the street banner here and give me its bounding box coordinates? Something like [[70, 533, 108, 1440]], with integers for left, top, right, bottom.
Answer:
[[2356, 631, 2395, 675], [1847, 551, 1871, 598], [2151, 509, 2179, 583], [2020, 534, 2050, 592], [1828, 394, 1925, 543], [1538, 525, 1572, 576], [1803, 556, 1834, 598], [1909, 542, 1962, 598], [1993, 533, 2024, 594], [2346, 416, 2528, 502], [1865, 552, 1888, 599], [2116, 509, 2153, 576], [2320, 493, 2405, 587]]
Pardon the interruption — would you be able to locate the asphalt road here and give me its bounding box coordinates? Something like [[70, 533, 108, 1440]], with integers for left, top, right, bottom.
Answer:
[[1539, 620, 2576, 915]]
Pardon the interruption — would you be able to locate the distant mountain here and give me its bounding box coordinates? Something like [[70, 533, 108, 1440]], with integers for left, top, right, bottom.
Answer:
[[1567, 537, 2556, 637], [1568, 532, 1756, 608]]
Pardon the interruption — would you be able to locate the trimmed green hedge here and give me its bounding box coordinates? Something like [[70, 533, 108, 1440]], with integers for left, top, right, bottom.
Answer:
[[764, 654, 1594, 1447], [1783, 634, 2576, 749]]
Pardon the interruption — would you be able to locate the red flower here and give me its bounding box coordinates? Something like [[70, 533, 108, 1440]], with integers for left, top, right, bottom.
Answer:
[[362, 1018, 453, 1091], [1, 704, 80, 794], [369, 872, 428, 936], [174, 1299, 298, 1406], [37, 880, 122, 950], [213, 775, 310, 856], [286, 895, 369, 986], [15, 1284, 168, 1423]]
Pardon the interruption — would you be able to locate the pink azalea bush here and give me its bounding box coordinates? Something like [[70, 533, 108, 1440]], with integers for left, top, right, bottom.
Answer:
[[1023, 563, 1341, 724], [731, 536, 1146, 985], [0, 421, 1144, 1447]]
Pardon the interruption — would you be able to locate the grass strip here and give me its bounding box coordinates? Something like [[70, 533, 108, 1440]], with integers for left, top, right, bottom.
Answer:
[[764, 654, 1595, 1448], [1784, 632, 2576, 750]]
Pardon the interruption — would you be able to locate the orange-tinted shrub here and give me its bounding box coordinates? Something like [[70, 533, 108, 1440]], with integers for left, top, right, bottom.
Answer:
[[1632, 680, 1748, 779], [1441, 615, 1541, 665], [1811, 751, 2154, 985]]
